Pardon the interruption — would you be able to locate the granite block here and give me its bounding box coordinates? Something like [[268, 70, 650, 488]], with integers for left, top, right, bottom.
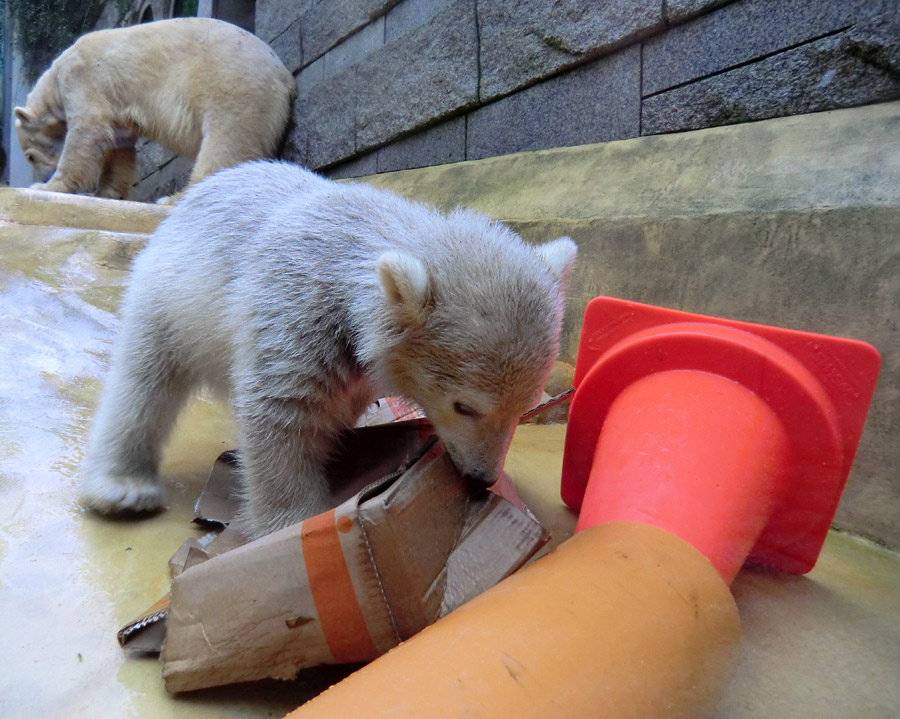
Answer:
[[132, 155, 193, 203], [467, 46, 641, 160], [295, 56, 326, 97], [643, 21, 900, 134], [666, 0, 733, 25], [326, 151, 378, 179], [376, 115, 466, 172], [323, 17, 385, 81], [301, 0, 400, 63], [270, 18, 303, 74], [280, 118, 309, 167], [385, 0, 445, 44], [644, 0, 894, 95], [841, 11, 900, 80], [478, 0, 662, 101], [291, 74, 358, 169], [136, 140, 178, 182], [256, 0, 315, 43], [354, 0, 479, 151]]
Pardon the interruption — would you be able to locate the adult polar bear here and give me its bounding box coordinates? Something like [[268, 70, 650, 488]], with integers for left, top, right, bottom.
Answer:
[[14, 18, 294, 202]]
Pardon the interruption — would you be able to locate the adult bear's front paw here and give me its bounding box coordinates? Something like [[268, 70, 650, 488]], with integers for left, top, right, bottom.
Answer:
[[31, 177, 72, 194]]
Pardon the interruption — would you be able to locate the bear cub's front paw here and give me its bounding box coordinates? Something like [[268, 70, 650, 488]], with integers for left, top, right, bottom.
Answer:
[[80, 473, 166, 515]]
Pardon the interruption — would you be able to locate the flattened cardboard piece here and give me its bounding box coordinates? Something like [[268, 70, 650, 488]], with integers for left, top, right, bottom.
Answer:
[[117, 460, 544, 657], [439, 494, 547, 616], [158, 438, 548, 693], [161, 489, 397, 692], [358, 453, 548, 640], [356, 448, 471, 639], [169, 531, 221, 577]]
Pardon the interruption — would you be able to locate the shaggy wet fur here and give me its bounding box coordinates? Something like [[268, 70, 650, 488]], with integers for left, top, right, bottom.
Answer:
[[80, 162, 576, 537]]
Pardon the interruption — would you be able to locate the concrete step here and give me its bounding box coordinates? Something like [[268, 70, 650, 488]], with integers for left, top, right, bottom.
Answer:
[[0, 186, 168, 235]]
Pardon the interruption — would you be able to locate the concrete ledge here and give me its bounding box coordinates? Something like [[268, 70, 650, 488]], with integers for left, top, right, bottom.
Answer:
[[0, 187, 169, 235], [361, 101, 900, 220]]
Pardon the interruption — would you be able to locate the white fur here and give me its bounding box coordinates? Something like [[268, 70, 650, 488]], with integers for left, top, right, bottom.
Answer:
[[14, 18, 294, 201], [536, 237, 578, 282], [376, 252, 432, 324], [80, 162, 577, 537]]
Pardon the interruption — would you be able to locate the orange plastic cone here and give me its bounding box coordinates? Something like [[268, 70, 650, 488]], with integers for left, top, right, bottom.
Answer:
[[563, 297, 881, 581]]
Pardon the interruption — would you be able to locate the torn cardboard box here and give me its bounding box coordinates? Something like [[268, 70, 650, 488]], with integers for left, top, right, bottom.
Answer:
[[119, 418, 549, 693]]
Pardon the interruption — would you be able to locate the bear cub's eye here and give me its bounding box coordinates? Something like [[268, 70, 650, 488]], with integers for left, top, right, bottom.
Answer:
[[453, 402, 480, 418]]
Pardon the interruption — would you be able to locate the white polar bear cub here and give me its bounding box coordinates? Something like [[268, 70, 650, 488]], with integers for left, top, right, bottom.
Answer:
[[80, 162, 577, 537]]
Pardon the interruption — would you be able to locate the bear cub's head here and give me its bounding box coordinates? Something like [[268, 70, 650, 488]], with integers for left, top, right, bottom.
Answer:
[[375, 216, 576, 488], [14, 107, 66, 184]]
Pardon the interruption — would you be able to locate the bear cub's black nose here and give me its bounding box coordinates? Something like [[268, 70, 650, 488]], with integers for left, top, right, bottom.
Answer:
[[464, 468, 497, 488]]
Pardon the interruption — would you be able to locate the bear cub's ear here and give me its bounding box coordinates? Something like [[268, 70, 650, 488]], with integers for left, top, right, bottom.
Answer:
[[536, 236, 577, 282], [376, 251, 433, 327], [13, 107, 35, 125]]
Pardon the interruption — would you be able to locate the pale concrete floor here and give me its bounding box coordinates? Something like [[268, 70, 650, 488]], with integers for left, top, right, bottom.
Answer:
[[2, 187, 899, 718]]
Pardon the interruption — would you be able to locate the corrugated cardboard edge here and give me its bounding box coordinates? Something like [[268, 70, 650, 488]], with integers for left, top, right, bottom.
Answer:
[[355, 444, 466, 639], [117, 595, 170, 652], [192, 450, 240, 527], [439, 494, 549, 617]]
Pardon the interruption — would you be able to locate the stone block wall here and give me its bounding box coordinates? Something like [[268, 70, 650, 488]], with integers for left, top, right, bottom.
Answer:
[[257, 0, 900, 179]]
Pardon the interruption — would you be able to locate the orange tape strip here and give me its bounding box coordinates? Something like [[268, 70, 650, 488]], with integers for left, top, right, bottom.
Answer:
[[301, 509, 379, 663]]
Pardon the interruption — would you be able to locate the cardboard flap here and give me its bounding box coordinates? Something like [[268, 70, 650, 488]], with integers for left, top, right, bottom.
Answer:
[[168, 531, 221, 577], [163, 526, 339, 691], [193, 451, 240, 527], [160, 430, 435, 693], [357, 443, 469, 639], [327, 421, 433, 504], [357, 444, 549, 640], [440, 492, 549, 617]]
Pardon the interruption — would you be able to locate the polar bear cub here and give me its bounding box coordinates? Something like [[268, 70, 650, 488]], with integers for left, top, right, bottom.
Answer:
[[14, 18, 294, 201], [80, 162, 577, 537]]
